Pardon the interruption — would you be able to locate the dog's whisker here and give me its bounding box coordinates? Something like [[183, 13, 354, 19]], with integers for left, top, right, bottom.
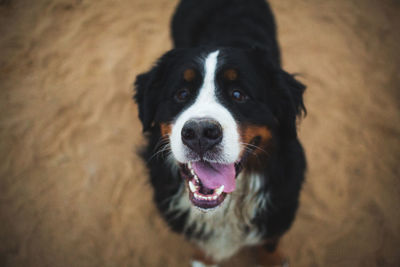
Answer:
[[148, 142, 172, 162], [240, 142, 269, 156], [153, 135, 170, 151]]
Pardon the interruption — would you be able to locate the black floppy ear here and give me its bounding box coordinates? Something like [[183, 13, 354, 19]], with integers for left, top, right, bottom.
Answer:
[[275, 70, 306, 138], [134, 67, 161, 132], [248, 47, 306, 138], [134, 49, 183, 132]]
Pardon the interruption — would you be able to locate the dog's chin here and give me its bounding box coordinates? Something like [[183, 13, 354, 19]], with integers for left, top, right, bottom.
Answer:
[[179, 160, 244, 212]]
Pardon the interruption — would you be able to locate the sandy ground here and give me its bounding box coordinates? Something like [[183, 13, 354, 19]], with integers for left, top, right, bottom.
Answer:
[[0, 0, 399, 266]]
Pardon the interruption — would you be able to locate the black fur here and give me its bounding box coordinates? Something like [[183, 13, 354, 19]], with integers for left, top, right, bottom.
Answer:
[[134, 0, 306, 256]]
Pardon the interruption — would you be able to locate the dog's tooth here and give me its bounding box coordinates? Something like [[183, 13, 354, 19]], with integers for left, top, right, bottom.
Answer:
[[194, 192, 200, 199], [188, 180, 197, 193], [194, 175, 200, 183], [215, 185, 224, 195], [212, 195, 217, 200], [188, 162, 192, 169], [191, 169, 195, 176]]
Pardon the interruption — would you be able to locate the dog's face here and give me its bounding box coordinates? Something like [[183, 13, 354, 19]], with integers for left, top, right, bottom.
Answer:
[[135, 47, 305, 211]]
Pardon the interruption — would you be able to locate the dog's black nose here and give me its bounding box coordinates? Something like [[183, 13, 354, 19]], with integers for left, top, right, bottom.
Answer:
[[181, 118, 222, 156]]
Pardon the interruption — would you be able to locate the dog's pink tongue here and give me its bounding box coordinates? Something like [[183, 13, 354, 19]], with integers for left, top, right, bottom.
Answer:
[[192, 162, 236, 193]]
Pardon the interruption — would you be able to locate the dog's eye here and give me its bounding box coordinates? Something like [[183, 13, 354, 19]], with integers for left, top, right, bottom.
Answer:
[[175, 88, 190, 102], [231, 89, 247, 103]]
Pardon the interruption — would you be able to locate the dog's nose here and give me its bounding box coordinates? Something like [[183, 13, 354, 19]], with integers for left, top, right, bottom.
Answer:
[[181, 118, 222, 156]]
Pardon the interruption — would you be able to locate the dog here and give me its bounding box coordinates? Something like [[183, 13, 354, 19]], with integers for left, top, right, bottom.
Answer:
[[134, 0, 306, 266]]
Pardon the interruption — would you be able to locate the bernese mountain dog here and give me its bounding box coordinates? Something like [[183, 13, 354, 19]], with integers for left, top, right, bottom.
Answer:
[[134, 0, 306, 266]]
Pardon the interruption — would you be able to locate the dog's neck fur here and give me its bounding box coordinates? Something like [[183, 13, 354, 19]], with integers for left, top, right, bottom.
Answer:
[[167, 165, 268, 262]]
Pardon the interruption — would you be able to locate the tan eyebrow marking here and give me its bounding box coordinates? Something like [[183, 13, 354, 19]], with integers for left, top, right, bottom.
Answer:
[[183, 68, 196, 82], [223, 68, 238, 81]]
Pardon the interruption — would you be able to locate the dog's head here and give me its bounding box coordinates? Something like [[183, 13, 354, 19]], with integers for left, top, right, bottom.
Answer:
[[134, 47, 305, 211]]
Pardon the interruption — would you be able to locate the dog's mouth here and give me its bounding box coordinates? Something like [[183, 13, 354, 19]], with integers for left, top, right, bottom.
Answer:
[[180, 160, 244, 211], [177, 136, 260, 211]]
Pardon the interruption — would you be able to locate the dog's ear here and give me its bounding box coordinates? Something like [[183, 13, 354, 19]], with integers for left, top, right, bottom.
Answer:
[[134, 50, 177, 132], [134, 67, 161, 132], [275, 70, 306, 138], [249, 47, 306, 138]]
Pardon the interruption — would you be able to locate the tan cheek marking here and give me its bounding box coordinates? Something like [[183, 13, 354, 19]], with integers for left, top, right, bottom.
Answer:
[[224, 68, 238, 81], [239, 124, 272, 157], [183, 68, 196, 82], [241, 125, 272, 144], [160, 123, 172, 137]]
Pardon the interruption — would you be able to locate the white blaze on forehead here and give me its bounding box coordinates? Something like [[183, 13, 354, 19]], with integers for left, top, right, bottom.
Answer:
[[170, 50, 241, 163]]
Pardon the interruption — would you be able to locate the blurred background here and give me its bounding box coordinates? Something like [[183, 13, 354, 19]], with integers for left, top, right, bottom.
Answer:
[[0, 0, 399, 266]]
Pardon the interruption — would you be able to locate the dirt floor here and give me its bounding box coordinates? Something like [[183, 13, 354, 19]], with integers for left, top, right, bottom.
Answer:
[[0, 0, 399, 266]]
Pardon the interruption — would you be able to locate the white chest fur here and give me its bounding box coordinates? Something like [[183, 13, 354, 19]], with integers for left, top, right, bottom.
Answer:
[[168, 172, 268, 262]]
